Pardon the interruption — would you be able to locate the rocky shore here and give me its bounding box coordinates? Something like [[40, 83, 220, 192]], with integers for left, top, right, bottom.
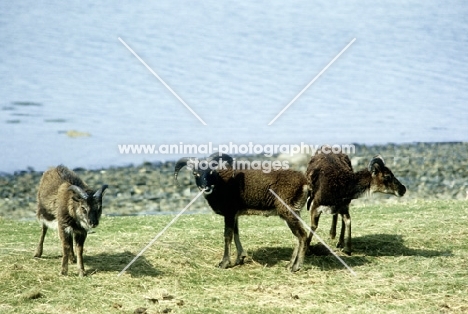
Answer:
[[1, 142, 467, 220]]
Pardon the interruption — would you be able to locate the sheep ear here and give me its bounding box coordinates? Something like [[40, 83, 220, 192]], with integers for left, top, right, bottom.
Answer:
[[68, 185, 88, 200], [368, 155, 385, 174]]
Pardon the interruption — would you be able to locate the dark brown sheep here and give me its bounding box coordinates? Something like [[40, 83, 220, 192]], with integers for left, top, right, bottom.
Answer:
[[34, 165, 108, 276], [174, 154, 309, 272], [305, 153, 406, 255]]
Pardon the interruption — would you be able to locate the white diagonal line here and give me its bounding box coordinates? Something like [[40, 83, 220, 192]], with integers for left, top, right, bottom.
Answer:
[[268, 189, 357, 276], [117, 189, 205, 277], [118, 37, 207, 126], [268, 38, 356, 125]]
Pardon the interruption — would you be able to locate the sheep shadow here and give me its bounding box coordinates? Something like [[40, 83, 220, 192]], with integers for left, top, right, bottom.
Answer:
[[351, 233, 453, 257], [85, 250, 162, 277], [250, 233, 452, 272], [249, 245, 371, 271]]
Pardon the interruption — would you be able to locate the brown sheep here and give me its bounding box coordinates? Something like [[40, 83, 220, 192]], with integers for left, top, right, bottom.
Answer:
[[306, 153, 406, 255], [174, 154, 309, 272], [34, 165, 108, 276]]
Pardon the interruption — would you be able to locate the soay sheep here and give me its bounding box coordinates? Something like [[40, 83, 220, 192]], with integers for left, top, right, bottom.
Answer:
[[305, 153, 406, 255], [34, 165, 108, 276], [174, 154, 310, 272]]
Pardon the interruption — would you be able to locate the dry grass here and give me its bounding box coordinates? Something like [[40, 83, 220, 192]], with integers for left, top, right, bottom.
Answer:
[[1, 199, 467, 313]]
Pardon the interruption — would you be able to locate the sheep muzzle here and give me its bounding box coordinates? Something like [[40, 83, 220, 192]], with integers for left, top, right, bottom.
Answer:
[[395, 184, 407, 197], [202, 186, 214, 195]]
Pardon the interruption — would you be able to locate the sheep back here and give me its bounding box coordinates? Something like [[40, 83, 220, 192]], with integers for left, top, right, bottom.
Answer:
[[306, 153, 356, 205], [205, 168, 308, 216]]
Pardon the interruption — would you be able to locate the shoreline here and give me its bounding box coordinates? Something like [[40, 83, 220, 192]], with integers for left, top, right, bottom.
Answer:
[[1, 142, 467, 220]]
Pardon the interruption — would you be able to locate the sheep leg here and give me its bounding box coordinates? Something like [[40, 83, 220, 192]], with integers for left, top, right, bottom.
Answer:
[[74, 231, 87, 277], [337, 216, 345, 248], [337, 207, 352, 255], [219, 215, 235, 269], [330, 214, 338, 239], [233, 217, 247, 266], [306, 194, 313, 212], [58, 227, 73, 275], [306, 202, 321, 252], [68, 232, 77, 264], [284, 214, 308, 272], [34, 223, 48, 258]]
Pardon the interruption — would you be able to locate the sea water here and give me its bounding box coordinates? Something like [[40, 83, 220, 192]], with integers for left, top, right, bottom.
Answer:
[[1, 1, 467, 172]]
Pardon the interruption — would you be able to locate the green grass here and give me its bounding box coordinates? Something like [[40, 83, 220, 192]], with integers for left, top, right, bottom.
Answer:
[[1, 200, 467, 313]]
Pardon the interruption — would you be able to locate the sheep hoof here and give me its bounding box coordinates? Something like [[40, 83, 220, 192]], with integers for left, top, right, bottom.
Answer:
[[235, 255, 247, 266], [336, 242, 344, 249], [287, 263, 301, 272], [218, 260, 232, 269], [343, 249, 352, 256]]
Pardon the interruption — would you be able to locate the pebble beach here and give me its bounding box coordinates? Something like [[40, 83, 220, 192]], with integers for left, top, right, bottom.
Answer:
[[1, 142, 467, 220]]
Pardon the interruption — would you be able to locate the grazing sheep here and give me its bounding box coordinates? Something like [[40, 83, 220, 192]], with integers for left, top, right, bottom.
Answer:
[[34, 165, 108, 276], [305, 153, 406, 255], [174, 154, 309, 272]]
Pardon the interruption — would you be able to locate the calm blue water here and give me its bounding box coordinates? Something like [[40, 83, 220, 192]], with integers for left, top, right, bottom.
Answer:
[[1, 1, 467, 173]]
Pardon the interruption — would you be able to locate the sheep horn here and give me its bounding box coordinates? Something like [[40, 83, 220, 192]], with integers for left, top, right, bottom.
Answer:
[[174, 157, 192, 186], [68, 185, 89, 200], [208, 153, 234, 169], [368, 155, 385, 173], [93, 184, 108, 199]]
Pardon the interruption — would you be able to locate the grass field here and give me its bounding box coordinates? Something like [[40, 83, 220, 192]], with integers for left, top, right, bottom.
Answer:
[[1, 200, 467, 313]]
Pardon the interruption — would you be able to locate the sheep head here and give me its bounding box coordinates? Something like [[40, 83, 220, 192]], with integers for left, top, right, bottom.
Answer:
[[68, 184, 108, 230], [368, 155, 406, 197], [174, 153, 234, 194]]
